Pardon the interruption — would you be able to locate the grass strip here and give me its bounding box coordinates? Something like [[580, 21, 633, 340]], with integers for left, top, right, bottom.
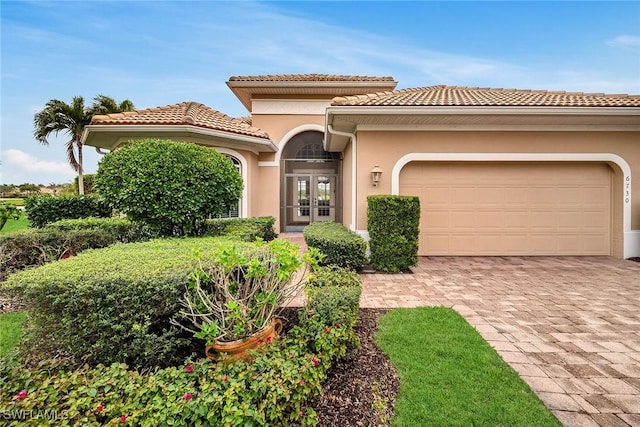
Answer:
[[376, 307, 561, 427], [0, 217, 30, 234], [0, 312, 26, 357]]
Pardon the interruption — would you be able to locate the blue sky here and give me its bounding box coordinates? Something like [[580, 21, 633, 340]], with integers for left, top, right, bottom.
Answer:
[[1, 0, 639, 185]]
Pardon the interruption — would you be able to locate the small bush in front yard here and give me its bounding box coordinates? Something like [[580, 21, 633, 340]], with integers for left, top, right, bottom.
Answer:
[[367, 195, 420, 272], [303, 222, 367, 270], [302, 265, 362, 350], [3, 237, 253, 368], [24, 195, 111, 228], [202, 216, 277, 241]]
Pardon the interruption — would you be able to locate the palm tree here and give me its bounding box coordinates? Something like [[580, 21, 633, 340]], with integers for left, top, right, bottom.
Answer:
[[33, 95, 134, 194]]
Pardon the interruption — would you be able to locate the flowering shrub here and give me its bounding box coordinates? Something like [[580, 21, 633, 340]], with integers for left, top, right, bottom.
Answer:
[[0, 293, 360, 426]]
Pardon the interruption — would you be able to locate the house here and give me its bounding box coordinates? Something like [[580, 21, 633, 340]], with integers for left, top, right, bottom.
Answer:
[[82, 74, 640, 259]]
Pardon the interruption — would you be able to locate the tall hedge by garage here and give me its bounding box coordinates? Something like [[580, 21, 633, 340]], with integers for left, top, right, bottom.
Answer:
[[95, 139, 243, 236], [367, 195, 420, 272]]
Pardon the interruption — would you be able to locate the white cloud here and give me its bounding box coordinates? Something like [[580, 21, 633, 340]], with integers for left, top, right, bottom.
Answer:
[[606, 35, 640, 50], [2, 149, 75, 175]]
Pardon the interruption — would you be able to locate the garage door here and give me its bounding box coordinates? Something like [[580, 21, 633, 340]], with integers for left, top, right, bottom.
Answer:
[[400, 162, 611, 256]]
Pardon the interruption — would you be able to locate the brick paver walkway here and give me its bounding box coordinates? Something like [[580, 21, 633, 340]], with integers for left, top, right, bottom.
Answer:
[[361, 256, 640, 427]]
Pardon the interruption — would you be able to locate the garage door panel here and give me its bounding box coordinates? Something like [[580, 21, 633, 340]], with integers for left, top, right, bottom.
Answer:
[[400, 162, 611, 256]]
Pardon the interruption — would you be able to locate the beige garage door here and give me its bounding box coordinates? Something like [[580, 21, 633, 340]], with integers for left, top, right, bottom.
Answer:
[[400, 162, 611, 256]]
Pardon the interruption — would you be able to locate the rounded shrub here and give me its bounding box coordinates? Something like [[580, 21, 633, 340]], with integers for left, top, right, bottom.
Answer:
[[95, 139, 243, 236]]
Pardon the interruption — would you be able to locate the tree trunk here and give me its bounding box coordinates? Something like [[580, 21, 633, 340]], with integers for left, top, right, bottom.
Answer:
[[77, 140, 84, 195]]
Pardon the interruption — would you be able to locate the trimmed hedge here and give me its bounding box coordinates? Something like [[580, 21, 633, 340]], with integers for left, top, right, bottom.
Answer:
[[24, 195, 111, 228], [0, 217, 275, 281], [303, 222, 367, 270], [304, 266, 362, 341], [367, 195, 420, 272], [3, 237, 254, 368], [0, 218, 156, 281], [202, 216, 277, 241]]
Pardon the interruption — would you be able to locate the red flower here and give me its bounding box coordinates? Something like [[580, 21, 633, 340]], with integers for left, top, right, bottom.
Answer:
[[323, 326, 331, 334], [183, 392, 193, 401], [223, 375, 228, 383], [257, 339, 264, 346], [266, 336, 273, 344], [15, 390, 27, 399], [312, 358, 320, 367], [185, 365, 193, 373], [96, 405, 104, 412], [300, 378, 306, 385], [120, 415, 127, 423]]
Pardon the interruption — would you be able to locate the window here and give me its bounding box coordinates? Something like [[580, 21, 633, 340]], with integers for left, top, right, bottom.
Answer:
[[212, 155, 241, 219]]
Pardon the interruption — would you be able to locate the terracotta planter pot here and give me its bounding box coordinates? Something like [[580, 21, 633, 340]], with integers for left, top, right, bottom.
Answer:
[[205, 318, 283, 361]]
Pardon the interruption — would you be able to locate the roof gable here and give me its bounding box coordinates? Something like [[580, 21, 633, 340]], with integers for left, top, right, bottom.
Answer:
[[331, 85, 640, 107]]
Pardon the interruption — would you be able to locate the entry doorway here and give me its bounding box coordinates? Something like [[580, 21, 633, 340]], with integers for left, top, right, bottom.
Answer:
[[284, 174, 337, 228], [281, 131, 341, 232]]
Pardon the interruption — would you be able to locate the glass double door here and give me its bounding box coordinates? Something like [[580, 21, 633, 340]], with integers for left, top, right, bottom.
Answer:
[[285, 174, 336, 228]]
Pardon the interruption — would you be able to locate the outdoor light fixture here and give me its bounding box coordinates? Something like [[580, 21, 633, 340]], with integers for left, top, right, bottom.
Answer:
[[371, 164, 383, 187]]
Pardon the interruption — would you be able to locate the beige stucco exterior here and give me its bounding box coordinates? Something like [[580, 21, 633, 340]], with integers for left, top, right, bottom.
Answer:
[[83, 77, 640, 258], [352, 130, 639, 258]]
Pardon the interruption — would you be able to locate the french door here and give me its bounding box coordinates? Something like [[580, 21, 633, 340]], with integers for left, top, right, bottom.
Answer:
[[284, 174, 337, 229]]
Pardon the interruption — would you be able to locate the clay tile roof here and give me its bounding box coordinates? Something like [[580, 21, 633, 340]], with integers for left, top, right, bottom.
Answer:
[[236, 115, 252, 126], [331, 85, 640, 107], [228, 74, 395, 82], [91, 102, 270, 139]]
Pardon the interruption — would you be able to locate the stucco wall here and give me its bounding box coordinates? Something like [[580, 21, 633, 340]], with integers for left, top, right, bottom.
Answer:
[[252, 114, 327, 231], [352, 130, 640, 257]]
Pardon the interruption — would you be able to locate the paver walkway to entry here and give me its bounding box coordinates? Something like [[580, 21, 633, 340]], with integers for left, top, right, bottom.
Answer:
[[361, 256, 640, 427]]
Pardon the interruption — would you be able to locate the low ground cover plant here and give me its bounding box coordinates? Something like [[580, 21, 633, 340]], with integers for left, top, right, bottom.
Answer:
[[303, 222, 367, 270]]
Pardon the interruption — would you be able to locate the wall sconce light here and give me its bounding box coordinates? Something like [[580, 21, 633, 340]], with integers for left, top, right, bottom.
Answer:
[[371, 164, 383, 187]]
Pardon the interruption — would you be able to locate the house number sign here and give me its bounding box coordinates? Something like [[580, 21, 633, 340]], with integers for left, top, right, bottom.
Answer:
[[625, 175, 631, 204]]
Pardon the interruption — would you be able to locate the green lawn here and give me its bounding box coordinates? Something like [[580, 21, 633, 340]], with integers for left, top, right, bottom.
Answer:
[[0, 216, 30, 234], [0, 312, 26, 357], [0, 198, 24, 207], [376, 307, 561, 427]]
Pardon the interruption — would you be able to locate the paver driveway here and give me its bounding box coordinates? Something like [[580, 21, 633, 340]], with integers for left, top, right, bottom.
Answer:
[[361, 256, 640, 427]]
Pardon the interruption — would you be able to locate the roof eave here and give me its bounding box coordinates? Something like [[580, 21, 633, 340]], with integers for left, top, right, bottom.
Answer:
[[82, 124, 277, 154], [325, 105, 640, 152], [227, 80, 399, 112]]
